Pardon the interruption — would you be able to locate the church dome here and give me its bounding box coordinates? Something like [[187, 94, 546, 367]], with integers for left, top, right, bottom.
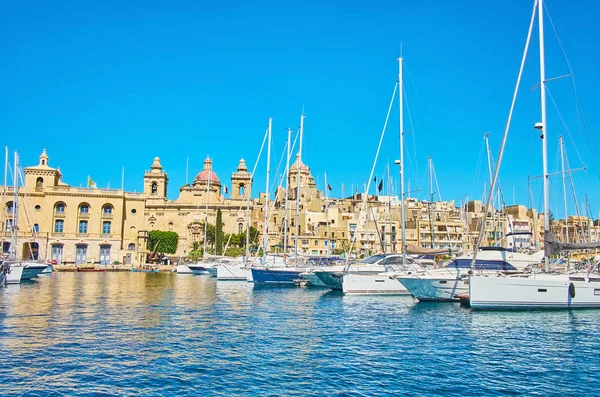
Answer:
[[194, 157, 221, 186]]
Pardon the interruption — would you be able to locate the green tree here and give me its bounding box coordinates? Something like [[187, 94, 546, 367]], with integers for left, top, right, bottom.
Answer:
[[199, 222, 216, 246], [215, 209, 224, 255], [147, 230, 179, 254], [238, 226, 260, 248]]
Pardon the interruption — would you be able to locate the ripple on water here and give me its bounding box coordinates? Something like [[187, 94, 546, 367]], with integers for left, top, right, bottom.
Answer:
[[1, 273, 599, 396]]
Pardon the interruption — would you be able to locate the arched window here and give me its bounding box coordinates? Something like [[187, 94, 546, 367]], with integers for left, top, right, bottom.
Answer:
[[36, 177, 43, 188], [238, 223, 244, 234], [128, 243, 135, 251], [238, 184, 245, 196], [55, 202, 65, 213], [6, 201, 14, 213], [168, 222, 174, 231], [79, 204, 89, 214], [41, 159, 46, 166], [33, 224, 39, 233], [102, 205, 113, 214], [151, 182, 158, 195]]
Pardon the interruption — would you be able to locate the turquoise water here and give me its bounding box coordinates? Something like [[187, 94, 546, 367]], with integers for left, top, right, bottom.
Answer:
[[1, 272, 599, 396]]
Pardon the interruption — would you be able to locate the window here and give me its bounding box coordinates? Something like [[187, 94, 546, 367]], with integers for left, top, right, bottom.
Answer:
[[56, 203, 65, 213], [33, 224, 39, 233], [314, 240, 318, 246], [54, 220, 64, 233], [151, 182, 158, 195], [102, 221, 111, 234], [80, 205, 89, 214], [239, 184, 245, 196], [131, 209, 137, 214], [79, 220, 88, 234], [7, 202, 14, 213], [75, 245, 87, 265], [168, 222, 174, 231], [5, 219, 14, 232], [36, 177, 43, 188], [35, 205, 41, 211], [128, 243, 135, 250], [238, 223, 244, 234], [103, 205, 113, 214], [51, 245, 63, 263]]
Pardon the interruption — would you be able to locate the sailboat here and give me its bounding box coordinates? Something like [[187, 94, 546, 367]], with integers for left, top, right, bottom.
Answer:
[[469, 0, 600, 309], [2, 149, 46, 283], [397, 139, 544, 301]]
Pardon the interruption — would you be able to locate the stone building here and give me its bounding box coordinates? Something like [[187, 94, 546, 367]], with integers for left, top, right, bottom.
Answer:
[[2, 149, 568, 266]]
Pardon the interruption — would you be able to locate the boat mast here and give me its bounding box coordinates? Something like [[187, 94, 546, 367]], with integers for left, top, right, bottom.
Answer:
[[283, 128, 291, 257], [559, 136, 569, 243], [294, 112, 304, 267], [203, 157, 211, 260], [484, 132, 497, 244], [263, 118, 272, 261], [398, 55, 406, 264], [428, 157, 434, 248], [387, 164, 392, 252], [324, 172, 330, 256], [0, 147, 7, 258], [538, 0, 550, 272], [12, 151, 19, 260]]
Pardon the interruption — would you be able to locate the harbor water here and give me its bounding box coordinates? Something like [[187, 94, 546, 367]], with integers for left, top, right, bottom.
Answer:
[[1, 272, 599, 396]]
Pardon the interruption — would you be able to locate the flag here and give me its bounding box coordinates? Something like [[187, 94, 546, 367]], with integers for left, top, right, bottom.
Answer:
[[373, 176, 377, 183], [225, 186, 229, 194], [327, 184, 332, 191], [378, 179, 383, 192], [87, 176, 96, 188]]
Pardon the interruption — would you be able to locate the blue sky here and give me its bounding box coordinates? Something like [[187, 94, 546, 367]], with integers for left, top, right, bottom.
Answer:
[[2, 0, 600, 219]]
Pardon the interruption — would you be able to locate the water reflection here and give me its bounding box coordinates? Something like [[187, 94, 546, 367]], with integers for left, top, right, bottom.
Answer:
[[1, 273, 600, 396]]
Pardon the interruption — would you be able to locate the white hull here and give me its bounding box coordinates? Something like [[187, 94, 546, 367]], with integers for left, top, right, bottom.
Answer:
[[6, 265, 24, 284], [245, 267, 254, 282], [398, 268, 470, 302], [469, 273, 600, 309], [217, 263, 247, 281], [176, 265, 193, 274], [343, 273, 410, 295]]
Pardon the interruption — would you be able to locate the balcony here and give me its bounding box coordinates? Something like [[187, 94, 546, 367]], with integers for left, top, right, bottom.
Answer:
[[102, 212, 113, 219], [78, 212, 90, 219], [77, 233, 88, 238], [52, 232, 64, 237], [54, 211, 66, 218]]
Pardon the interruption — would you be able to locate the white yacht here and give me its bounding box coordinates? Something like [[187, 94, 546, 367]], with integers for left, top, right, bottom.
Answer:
[[5, 263, 24, 284], [341, 255, 426, 295], [397, 248, 544, 301]]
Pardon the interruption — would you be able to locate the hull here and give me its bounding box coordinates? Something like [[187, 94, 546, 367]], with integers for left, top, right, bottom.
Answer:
[[300, 272, 328, 287], [6, 265, 24, 284], [245, 267, 254, 282], [176, 265, 193, 274], [41, 265, 53, 274], [21, 264, 48, 280], [130, 268, 159, 273], [314, 271, 344, 290], [343, 273, 410, 295], [469, 273, 600, 310], [217, 264, 247, 281], [207, 267, 217, 277], [251, 268, 302, 285], [398, 275, 468, 301], [187, 264, 211, 275]]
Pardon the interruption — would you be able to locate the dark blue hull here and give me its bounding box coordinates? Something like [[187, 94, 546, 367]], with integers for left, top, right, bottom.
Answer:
[[251, 268, 302, 285]]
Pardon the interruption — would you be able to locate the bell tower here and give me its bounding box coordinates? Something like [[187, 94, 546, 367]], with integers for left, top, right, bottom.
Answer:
[[231, 158, 252, 200], [144, 157, 168, 198]]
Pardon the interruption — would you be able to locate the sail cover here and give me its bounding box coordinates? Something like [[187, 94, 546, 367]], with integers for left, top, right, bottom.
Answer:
[[545, 231, 600, 256]]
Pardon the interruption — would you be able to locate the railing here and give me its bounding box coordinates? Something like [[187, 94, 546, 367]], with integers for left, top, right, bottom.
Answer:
[[54, 211, 66, 218], [102, 213, 113, 219], [77, 233, 88, 238], [78, 212, 90, 219], [52, 232, 64, 237]]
